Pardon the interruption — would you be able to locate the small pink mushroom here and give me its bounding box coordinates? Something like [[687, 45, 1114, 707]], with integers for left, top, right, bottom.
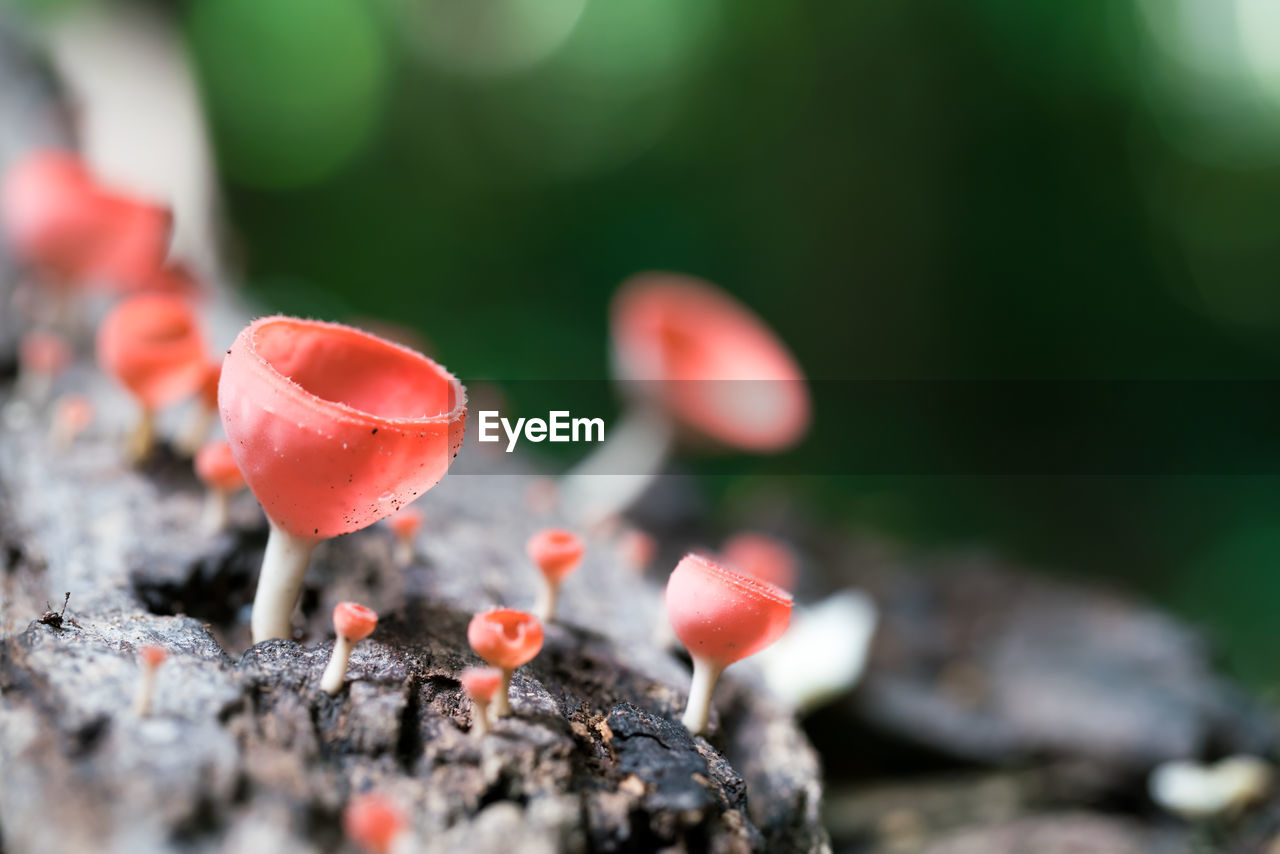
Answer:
[[666, 553, 792, 734], [194, 439, 246, 533], [467, 608, 543, 718], [563, 273, 810, 524], [176, 360, 223, 456], [459, 666, 503, 737], [386, 507, 424, 567], [721, 532, 799, 592], [218, 316, 466, 643], [526, 528, 584, 622], [320, 602, 378, 695], [133, 645, 168, 717], [343, 792, 406, 854], [50, 393, 94, 447], [17, 330, 71, 402], [618, 527, 656, 572]]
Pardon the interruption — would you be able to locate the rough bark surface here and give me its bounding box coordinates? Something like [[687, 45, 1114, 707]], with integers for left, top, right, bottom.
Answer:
[[0, 16, 826, 854]]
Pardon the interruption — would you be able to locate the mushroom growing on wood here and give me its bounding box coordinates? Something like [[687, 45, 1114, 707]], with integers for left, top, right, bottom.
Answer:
[[343, 792, 407, 854], [386, 506, 424, 567], [459, 666, 503, 737], [527, 528, 584, 622], [194, 439, 246, 533], [467, 609, 543, 717], [320, 602, 378, 695], [666, 553, 792, 735], [132, 645, 168, 717], [218, 316, 466, 644], [96, 293, 209, 462], [561, 273, 810, 525]]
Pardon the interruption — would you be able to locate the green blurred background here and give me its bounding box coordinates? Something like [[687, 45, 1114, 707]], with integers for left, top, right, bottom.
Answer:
[[35, 0, 1280, 684]]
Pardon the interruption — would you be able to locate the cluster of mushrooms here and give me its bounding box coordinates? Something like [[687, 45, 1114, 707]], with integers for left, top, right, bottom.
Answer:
[[3, 147, 816, 853]]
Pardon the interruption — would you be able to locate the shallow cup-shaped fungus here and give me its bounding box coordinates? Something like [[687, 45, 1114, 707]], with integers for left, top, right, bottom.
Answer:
[[133, 644, 168, 717], [194, 439, 246, 533], [18, 330, 72, 402], [320, 602, 378, 696], [459, 666, 503, 737], [218, 316, 466, 644], [666, 553, 792, 735], [386, 507, 424, 567], [722, 532, 799, 592], [343, 792, 406, 854], [527, 528, 584, 622], [96, 293, 209, 461], [467, 609, 543, 717], [563, 273, 811, 524]]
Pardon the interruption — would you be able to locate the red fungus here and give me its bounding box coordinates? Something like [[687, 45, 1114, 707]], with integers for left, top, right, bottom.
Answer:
[[343, 792, 406, 854], [96, 293, 209, 462], [386, 506, 424, 567], [563, 272, 810, 524], [321, 602, 378, 696], [133, 645, 168, 716], [459, 665, 503, 737], [218, 316, 466, 644], [50, 393, 94, 448], [526, 528, 584, 622], [177, 361, 222, 456], [618, 527, 656, 571], [18, 330, 71, 402], [466, 608, 543, 717], [721, 532, 799, 592], [665, 553, 792, 734], [194, 439, 246, 533]]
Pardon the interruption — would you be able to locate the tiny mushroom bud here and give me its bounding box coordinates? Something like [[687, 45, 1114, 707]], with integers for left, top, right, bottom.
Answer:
[[50, 393, 94, 447], [343, 792, 407, 854], [666, 553, 792, 735], [18, 330, 72, 403], [96, 293, 209, 462], [459, 666, 503, 737], [618, 527, 656, 571], [467, 608, 543, 718], [133, 644, 168, 717], [320, 602, 378, 696], [194, 439, 246, 533], [219, 316, 466, 644], [527, 528, 584, 623], [386, 506, 424, 567], [721, 532, 799, 592]]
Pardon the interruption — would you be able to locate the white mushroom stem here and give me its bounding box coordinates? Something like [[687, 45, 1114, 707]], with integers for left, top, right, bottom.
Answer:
[[133, 664, 159, 716], [201, 488, 230, 534], [681, 656, 724, 735], [559, 405, 673, 527], [534, 578, 560, 623], [127, 408, 156, 464], [492, 668, 514, 718], [393, 536, 413, 567], [320, 634, 355, 696], [251, 521, 318, 644], [175, 403, 215, 456], [471, 699, 491, 737]]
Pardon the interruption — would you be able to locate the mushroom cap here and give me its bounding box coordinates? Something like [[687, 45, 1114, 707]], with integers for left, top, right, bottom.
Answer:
[[721, 532, 798, 592], [86, 193, 172, 293], [195, 361, 222, 409], [139, 645, 168, 667], [218, 316, 467, 540], [342, 792, 405, 854], [526, 528, 585, 582], [333, 601, 378, 643], [387, 506, 424, 539], [19, 330, 72, 376], [610, 273, 810, 452], [665, 553, 792, 667], [459, 666, 504, 703], [52, 394, 94, 433], [618, 528, 657, 569], [194, 440, 246, 493], [1, 150, 101, 281], [96, 294, 209, 410], [467, 608, 544, 670]]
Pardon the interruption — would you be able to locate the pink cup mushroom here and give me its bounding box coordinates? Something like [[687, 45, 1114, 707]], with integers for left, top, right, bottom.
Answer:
[[17, 330, 72, 403], [618, 527, 656, 572], [50, 393, 94, 448], [194, 439, 246, 533], [218, 316, 466, 644], [562, 273, 811, 525], [526, 528, 584, 622], [96, 293, 210, 462], [666, 553, 792, 734], [721, 532, 799, 592], [459, 666, 503, 737], [320, 602, 378, 695], [133, 644, 168, 716], [177, 360, 223, 456], [343, 792, 407, 854], [467, 609, 543, 718], [386, 506, 424, 567]]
